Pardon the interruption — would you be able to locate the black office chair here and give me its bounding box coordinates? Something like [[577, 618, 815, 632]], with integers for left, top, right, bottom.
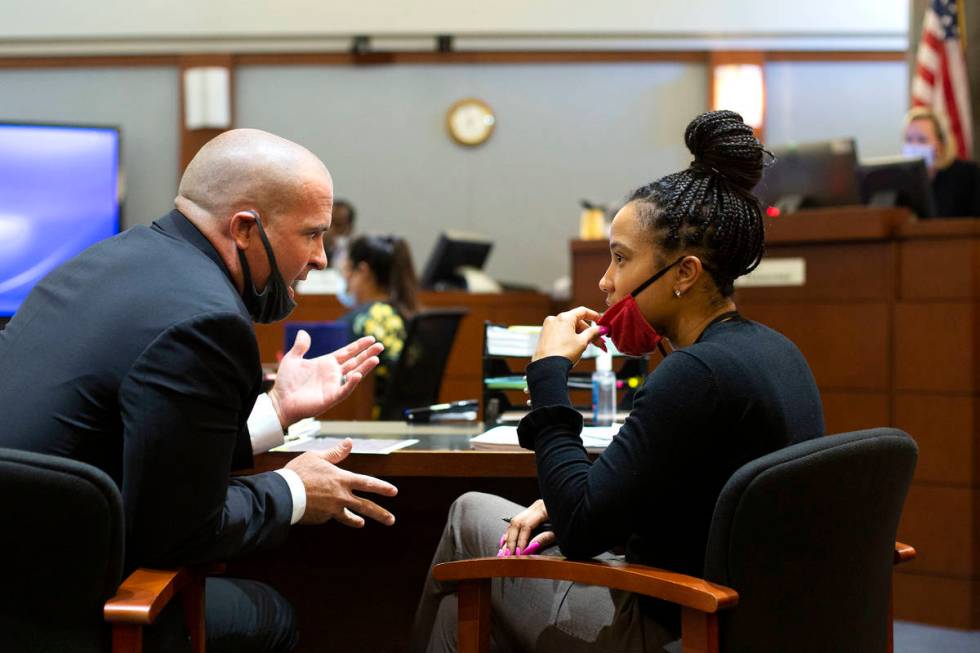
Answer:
[[436, 428, 918, 652], [0, 447, 207, 652], [377, 308, 468, 420]]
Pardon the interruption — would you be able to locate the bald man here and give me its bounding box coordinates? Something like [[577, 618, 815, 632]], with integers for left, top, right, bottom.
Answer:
[[0, 129, 397, 653]]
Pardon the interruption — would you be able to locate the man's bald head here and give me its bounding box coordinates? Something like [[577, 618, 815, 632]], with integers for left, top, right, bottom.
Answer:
[[176, 128, 332, 222]]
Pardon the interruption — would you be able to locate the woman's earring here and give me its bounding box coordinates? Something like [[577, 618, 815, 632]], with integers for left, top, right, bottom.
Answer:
[[674, 289, 682, 298]]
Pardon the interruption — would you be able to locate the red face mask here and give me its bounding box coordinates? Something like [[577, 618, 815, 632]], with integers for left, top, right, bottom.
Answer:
[[597, 257, 684, 357]]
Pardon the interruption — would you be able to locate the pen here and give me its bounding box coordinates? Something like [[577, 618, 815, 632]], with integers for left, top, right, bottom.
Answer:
[[404, 399, 479, 422]]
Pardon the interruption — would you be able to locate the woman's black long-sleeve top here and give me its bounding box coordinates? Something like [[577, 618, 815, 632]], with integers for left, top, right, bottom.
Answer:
[[517, 316, 825, 629]]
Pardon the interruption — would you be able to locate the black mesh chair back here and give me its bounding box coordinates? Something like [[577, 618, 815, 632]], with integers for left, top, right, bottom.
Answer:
[[0, 447, 125, 653], [377, 308, 467, 420], [704, 428, 918, 652]]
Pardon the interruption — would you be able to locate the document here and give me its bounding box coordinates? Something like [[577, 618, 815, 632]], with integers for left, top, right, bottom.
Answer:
[[485, 325, 542, 357], [485, 325, 615, 359], [273, 436, 420, 455], [496, 410, 631, 424], [470, 425, 620, 452]]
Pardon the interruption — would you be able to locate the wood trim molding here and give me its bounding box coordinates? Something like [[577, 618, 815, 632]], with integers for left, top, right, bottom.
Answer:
[[709, 50, 766, 67], [766, 50, 906, 62], [178, 53, 234, 173], [0, 49, 905, 70], [236, 50, 711, 66], [0, 54, 179, 68]]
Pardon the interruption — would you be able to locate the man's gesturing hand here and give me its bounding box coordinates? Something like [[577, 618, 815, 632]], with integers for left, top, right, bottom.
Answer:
[[284, 438, 398, 527], [270, 333, 384, 428]]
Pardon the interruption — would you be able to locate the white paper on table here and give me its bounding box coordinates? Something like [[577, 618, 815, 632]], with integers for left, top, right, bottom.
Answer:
[[470, 425, 620, 452], [286, 418, 321, 439], [272, 436, 419, 455]]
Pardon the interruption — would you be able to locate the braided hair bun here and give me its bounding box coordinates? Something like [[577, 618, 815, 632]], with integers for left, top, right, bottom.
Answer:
[[685, 110, 765, 193], [628, 110, 767, 297]]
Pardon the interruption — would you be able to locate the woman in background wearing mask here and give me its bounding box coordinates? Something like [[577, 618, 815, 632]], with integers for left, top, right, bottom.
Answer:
[[904, 107, 980, 217], [339, 234, 419, 414], [410, 111, 825, 653]]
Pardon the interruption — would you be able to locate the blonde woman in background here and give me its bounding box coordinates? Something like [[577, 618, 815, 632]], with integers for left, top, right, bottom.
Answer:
[[903, 107, 980, 217]]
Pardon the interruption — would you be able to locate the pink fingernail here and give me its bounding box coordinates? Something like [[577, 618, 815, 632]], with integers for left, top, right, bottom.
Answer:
[[516, 546, 523, 556], [497, 548, 504, 557], [503, 548, 511, 557], [597, 326, 609, 335], [524, 542, 541, 555]]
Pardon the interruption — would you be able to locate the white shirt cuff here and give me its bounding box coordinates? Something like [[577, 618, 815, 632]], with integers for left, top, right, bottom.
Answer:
[[248, 393, 284, 454], [274, 468, 307, 525]]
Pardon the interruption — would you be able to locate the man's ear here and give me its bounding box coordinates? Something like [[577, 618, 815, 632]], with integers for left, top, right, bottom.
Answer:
[[229, 211, 257, 250]]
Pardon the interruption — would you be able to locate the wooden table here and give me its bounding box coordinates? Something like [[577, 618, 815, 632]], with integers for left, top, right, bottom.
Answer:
[[252, 421, 540, 478], [232, 421, 544, 653]]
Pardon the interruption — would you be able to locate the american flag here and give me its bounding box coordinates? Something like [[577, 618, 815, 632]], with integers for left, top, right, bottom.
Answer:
[[912, 0, 973, 158]]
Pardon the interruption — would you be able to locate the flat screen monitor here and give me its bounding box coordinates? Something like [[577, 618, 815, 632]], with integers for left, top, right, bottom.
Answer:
[[420, 231, 493, 290], [0, 122, 120, 317], [754, 138, 861, 213], [858, 155, 936, 219]]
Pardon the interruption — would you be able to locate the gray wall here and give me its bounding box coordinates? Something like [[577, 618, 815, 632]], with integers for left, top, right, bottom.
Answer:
[[0, 58, 912, 288], [0, 67, 180, 229], [766, 60, 909, 159], [236, 62, 707, 289]]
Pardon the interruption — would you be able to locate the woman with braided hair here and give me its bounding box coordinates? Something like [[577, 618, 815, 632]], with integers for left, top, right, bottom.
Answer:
[[411, 111, 825, 653]]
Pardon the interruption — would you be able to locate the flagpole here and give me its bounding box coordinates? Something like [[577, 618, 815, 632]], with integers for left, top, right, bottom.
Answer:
[[957, 0, 968, 49]]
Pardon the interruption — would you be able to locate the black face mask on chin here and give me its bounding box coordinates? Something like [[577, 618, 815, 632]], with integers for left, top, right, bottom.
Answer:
[[237, 212, 297, 324]]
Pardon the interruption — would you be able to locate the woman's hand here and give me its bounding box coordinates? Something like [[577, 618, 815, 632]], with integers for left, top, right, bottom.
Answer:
[[532, 306, 603, 364], [498, 499, 555, 557]]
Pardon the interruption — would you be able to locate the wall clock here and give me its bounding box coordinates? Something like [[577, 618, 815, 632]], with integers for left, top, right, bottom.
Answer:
[[446, 98, 496, 147]]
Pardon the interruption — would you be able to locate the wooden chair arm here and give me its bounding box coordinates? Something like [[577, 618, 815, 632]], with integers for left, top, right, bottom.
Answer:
[[434, 555, 738, 614], [894, 541, 916, 565], [104, 567, 196, 625]]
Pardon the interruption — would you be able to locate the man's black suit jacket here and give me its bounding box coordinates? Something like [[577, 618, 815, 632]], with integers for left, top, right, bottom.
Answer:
[[0, 210, 292, 571]]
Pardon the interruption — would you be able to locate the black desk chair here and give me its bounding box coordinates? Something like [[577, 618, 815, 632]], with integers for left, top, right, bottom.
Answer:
[[377, 308, 467, 420], [436, 427, 918, 653], [0, 447, 207, 653]]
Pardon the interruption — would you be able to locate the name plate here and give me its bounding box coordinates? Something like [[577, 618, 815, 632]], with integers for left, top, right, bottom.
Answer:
[[734, 258, 806, 288]]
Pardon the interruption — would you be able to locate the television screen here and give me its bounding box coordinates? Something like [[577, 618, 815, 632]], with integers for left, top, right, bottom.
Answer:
[[755, 138, 861, 213], [0, 123, 120, 317], [420, 231, 493, 290], [859, 155, 936, 219]]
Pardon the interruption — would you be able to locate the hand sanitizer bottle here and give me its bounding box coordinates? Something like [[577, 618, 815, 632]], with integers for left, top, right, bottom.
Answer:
[[591, 351, 616, 426]]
